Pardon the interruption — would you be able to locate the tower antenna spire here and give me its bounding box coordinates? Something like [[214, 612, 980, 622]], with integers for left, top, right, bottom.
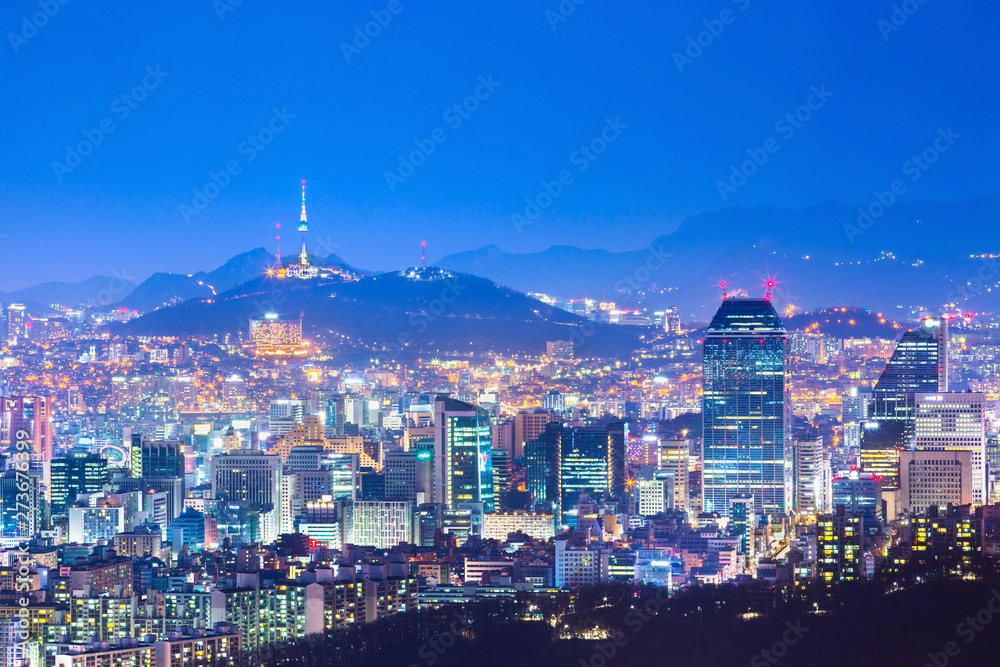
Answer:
[[299, 180, 309, 265], [719, 280, 728, 301], [421, 240, 427, 268], [275, 224, 282, 269]]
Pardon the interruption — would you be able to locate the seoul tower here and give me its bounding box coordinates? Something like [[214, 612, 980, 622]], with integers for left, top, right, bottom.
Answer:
[[298, 179, 309, 267]]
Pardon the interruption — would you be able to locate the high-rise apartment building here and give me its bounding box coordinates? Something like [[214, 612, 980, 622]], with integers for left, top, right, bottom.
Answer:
[[658, 439, 690, 514], [702, 298, 789, 517], [792, 432, 831, 515], [223, 375, 248, 412]]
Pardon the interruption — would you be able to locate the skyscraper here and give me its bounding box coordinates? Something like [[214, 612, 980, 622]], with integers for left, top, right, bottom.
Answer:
[[861, 317, 948, 488], [558, 426, 611, 527], [702, 298, 789, 517], [433, 396, 493, 512]]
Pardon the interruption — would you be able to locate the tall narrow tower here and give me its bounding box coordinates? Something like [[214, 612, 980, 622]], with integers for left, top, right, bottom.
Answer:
[[299, 180, 309, 267]]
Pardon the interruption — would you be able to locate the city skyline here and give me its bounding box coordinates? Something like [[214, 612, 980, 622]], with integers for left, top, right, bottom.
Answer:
[[3, 3, 1000, 666]]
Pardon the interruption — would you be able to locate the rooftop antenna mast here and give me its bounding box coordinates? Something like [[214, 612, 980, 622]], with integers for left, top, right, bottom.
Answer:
[[421, 240, 427, 267], [719, 280, 728, 301], [275, 224, 282, 269]]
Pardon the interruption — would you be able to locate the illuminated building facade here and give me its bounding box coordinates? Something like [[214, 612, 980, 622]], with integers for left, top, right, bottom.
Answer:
[[914, 392, 987, 504], [702, 298, 789, 517], [817, 507, 863, 586], [51, 451, 110, 521], [433, 397, 494, 512], [558, 427, 611, 527], [250, 316, 306, 356]]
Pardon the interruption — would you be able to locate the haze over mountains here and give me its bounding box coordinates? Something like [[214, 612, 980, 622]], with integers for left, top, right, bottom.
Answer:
[[436, 195, 1000, 320], [5, 195, 997, 322]]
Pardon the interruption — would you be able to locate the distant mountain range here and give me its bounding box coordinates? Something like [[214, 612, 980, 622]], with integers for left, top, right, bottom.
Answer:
[[3, 248, 367, 314], [436, 195, 1000, 320], [117, 268, 640, 359], [7, 195, 998, 323]]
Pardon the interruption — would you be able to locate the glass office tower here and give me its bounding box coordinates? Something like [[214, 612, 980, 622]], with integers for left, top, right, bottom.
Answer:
[[861, 316, 947, 488], [434, 397, 494, 512], [558, 426, 612, 527], [702, 298, 788, 517]]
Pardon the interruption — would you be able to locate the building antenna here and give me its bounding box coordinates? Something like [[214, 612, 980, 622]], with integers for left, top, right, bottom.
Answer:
[[765, 279, 774, 301], [421, 240, 427, 268], [719, 280, 728, 301], [275, 223, 282, 269]]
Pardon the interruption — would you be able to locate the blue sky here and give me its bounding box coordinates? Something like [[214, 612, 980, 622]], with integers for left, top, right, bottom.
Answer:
[[1, 0, 997, 289]]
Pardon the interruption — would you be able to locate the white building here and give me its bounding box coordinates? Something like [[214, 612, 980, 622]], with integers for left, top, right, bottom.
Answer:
[[554, 539, 608, 588], [792, 435, 831, 515], [68, 505, 125, 544], [635, 479, 669, 517], [345, 500, 412, 549], [482, 512, 555, 542], [914, 393, 987, 504]]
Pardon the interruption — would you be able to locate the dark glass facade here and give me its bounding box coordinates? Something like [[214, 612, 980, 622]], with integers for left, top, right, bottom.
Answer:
[[702, 298, 788, 517], [558, 427, 611, 526], [861, 317, 947, 488]]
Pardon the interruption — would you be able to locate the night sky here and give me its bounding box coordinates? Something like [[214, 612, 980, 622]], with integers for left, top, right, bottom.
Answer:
[[1, 0, 997, 290]]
